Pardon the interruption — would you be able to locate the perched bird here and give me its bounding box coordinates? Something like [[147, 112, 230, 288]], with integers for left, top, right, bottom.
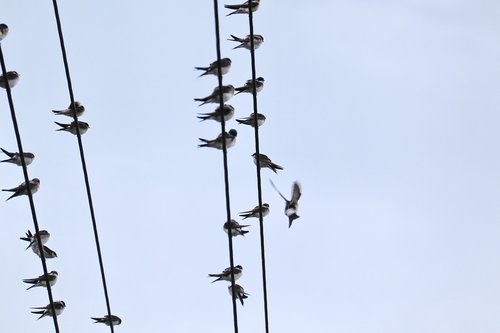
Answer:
[[270, 180, 302, 228], [0, 147, 35, 166], [31, 301, 65, 320], [32, 244, 58, 259], [2, 178, 40, 201], [195, 58, 232, 77], [228, 284, 250, 306], [198, 129, 237, 149], [23, 271, 58, 290], [236, 113, 266, 127], [253, 153, 283, 174], [52, 101, 85, 118], [91, 315, 122, 326], [0, 71, 20, 89], [54, 121, 89, 135], [0, 23, 8, 41], [223, 219, 250, 237], [239, 203, 270, 220], [20, 229, 50, 250], [225, 0, 260, 16], [197, 104, 235, 122], [194, 85, 235, 106], [228, 34, 264, 50], [208, 265, 243, 283], [235, 77, 265, 95]]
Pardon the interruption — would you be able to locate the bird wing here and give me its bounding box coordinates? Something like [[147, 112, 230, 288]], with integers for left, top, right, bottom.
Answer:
[[291, 181, 302, 203], [269, 179, 288, 202]]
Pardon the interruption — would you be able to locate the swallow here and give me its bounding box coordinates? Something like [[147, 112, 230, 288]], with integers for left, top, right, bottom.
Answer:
[[91, 315, 122, 326], [208, 265, 243, 283], [31, 301, 65, 320], [194, 85, 235, 106], [270, 180, 302, 228], [228, 34, 264, 50], [195, 58, 232, 77], [225, 0, 260, 16], [235, 77, 265, 95], [32, 244, 58, 259], [2, 178, 40, 201], [198, 129, 237, 149], [23, 271, 58, 290], [236, 113, 266, 127], [228, 284, 249, 306], [52, 101, 85, 118], [223, 219, 250, 237], [0, 71, 20, 89], [0, 24, 8, 41], [54, 121, 90, 135], [197, 104, 235, 122], [20, 229, 50, 250], [0, 147, 35, 166], [253, 153, 283, 174], [238, 203, 270, 220]]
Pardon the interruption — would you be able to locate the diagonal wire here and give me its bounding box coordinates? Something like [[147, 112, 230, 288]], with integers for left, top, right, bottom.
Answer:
[[49, 1, 115, 331], [0, 42, 60, 333]]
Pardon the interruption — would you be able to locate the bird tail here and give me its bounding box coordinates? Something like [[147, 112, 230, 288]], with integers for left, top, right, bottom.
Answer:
[[0, 147, 12, 156], [229, 34, 242, 42], [20, 230, 33, 242], [194, 66, 208, 71], [288, 214, 300, 228], [196, 114, 211, 121], [54, 121, 66, 130], [91, 317, 102, 323]]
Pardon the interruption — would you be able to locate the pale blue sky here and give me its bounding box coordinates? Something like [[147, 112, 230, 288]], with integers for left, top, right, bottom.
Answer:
[[1, 1, 500, 332]]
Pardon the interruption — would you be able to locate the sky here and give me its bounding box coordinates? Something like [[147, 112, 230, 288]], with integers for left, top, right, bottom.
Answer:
[[1, 0, 500, 332]]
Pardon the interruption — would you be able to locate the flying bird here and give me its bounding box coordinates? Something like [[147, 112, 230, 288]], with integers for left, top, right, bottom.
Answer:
[[23, 271, 58, 290], [0, 23, 9, 41], [31, 301, 65, 320], [225, 0, 260, 16], [194, 85, 235, 106], [223, 219, 250, 237], [253, 153, 283, 174], [198, 129, 237, 149], [235, 77, 265, 95], [238, 203, 270, 220], [208, 265, 243, 283], [228, 34, 264, 50], [228, 284, 250, 306], [2, 178, 40, 201], [52, 101, 85, 118], [236, 113, 266, 127], [197, 104, 235, 122], [195, 58, 232, 77], [91, 315, 122, 326], [0, 71, 20, 89], [270, 180, 302, 228], [0, 147, 35, 166], [20, 229, 50, 250], [54, 121, 89, 135]]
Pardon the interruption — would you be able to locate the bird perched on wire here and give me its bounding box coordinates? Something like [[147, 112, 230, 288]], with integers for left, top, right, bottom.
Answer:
[[23, 271, 58, 290], [195, 58, 232, 77], [229, 34, 264, 50], [198, 129, 237, 149], [270, 180, 302, 228], [236, 113, 266, 127], [31, 301, 65, 320], [197, 104, 235, 122], [223, 219, 250, 237], [239, 203, 270, 220], [253, 153, 283, 174], [208, 265, 243, 283], [0, 147, 35, 166], [54, 121, 89, 135], [91, 315, 122, 326], [20, 229, 50, 250], [0, 71, 20, 89], [0, 23, 9, 41], [228, 284, 250, 306], [2, 178, 40, 201], [235, 77, 265, 95], [52, 101, 85, 118], [194, 85, 235, 106], [225, 0, 260, 16], [32, 244, 58, 259]]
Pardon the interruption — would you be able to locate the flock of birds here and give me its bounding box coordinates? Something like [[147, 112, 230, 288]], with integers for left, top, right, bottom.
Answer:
[[193, 0, 302, 307], [0, 23, 120, 326]]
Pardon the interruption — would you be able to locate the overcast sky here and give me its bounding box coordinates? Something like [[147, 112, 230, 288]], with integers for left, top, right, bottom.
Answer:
[[1, 1, 500, 332]]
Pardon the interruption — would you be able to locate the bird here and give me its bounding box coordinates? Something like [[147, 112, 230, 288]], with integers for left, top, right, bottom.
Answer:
[[228, 284, 250, 306], [208, 265, 243, 283], [197, 104, 235, 122], [228, 34, 264, 50], [236, 113, 266, 127], [235, 77, 265, 95], [23, 271, 58, 290], [31, 301, 65, 320], [2, 178, 40, 201], [0, 23, 9, 41], [54, 121, 89, 135], [52, 101, 85, 118], [0, 71, 20, 89], [225, 0, 260, 16], [20, 229, 50, 250], [238, 203, 270, 220], [253, 153, 283, 174], [198, 129, 237, 149], [270, 180, 302, 228], [0, 147, 35, 166], [91, 315, 122, 326], [195, 58, 232, 77], [32, 244, 58, 259], [194, 85, 235, 106], [223, 219, 250, 237]]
